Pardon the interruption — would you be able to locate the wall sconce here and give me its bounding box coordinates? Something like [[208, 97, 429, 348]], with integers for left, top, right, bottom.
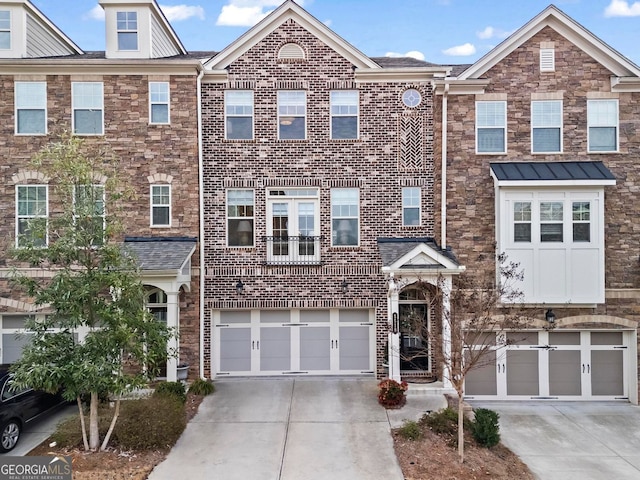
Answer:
[[392, 312, 399, 334], [545, 309, 556, 324], [236, 279, 245, 295], [340, 279, 348, 294]]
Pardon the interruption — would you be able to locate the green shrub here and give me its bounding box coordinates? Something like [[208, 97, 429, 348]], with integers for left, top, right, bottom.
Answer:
[[398, 420, 422, 441], [471, 408, 500, 448], [154, 381, 186, 404], [113, 395, 186, 450], [188, 378, 215, 396], [421, 408, 459, 435]]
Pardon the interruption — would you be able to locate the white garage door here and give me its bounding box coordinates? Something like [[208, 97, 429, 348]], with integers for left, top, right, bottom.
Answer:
[[215, 309, 375, 376], [465, 330, 631, 401]]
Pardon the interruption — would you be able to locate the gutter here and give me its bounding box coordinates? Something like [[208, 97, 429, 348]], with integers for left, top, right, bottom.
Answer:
[[196, 65, 206, 380]]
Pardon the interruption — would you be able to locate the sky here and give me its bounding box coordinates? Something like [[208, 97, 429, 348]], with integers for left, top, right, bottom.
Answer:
[[30, 0, 640, 66]]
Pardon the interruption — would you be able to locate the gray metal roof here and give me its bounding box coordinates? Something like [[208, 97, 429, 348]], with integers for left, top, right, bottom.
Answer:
[[490, 161, 616, 182], [123, 237, 196, 272], [377, 237, 459, 268]]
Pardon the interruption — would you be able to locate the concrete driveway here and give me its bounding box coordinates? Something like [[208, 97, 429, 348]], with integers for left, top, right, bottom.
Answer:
[[470, 401, 640, 480], [149, 377, 405, 480]]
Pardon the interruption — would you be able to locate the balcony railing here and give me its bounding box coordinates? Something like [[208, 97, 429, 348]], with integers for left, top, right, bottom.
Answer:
[[264, 236, 323, 265]]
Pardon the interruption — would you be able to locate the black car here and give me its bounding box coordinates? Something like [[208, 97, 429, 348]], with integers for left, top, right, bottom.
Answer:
[[0, 367, 66, 453]]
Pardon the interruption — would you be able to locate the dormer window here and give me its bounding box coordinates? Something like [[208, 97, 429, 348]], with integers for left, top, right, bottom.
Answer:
[[0, 10, 10, 50], [117, 11, 138, 51]]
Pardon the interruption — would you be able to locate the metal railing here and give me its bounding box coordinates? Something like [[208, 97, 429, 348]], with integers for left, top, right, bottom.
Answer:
[[263, 236, 322, 265]]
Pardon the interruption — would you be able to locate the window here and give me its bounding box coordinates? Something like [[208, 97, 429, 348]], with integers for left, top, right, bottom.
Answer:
[[74, 185, 105, 246], [16, 185, 47, 248], [151, 185, 170, 227], [531, 100, 562, 153], [402, 187, 420, 226], [330, 90, 358, 139], [117, 11, 138, 50], [540, 202, 563, 242], [266, 189, 319, 264], [476, 101, 506, 153], [278, 91, 306, 140], [149, 82, 170, 124], [513, 201, 531, 242], [72, 82, 104, 135], [15, 82, 46, 135], [225, 91, 253, 140], [0, 10, 10, 50], [588, 99, 618, 152], [331, 188, 359, 246], [572, 201, 590, 242], [227, 190, 254, 247]]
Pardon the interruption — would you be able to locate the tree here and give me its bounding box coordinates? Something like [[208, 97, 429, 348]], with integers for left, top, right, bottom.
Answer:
[[9, 134, 173, 451], [400, 252, 526, 463]]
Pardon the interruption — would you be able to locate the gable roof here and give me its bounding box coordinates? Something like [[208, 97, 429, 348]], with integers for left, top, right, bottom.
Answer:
[[456, 5, 640, 81], [205, 0, 379, 70], [378, 238, 463, 274], [124, 237, 196, 273]]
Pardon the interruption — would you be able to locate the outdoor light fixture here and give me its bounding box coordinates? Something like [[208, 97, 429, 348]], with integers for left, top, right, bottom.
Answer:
[[545, 309, 556, 324], [341, 279, 348, 294], [392, 312, 399, 334], [236, 279, 245, 295]]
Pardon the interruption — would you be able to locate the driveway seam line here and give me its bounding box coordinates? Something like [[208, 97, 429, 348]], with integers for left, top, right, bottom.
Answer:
[[277, 378, 295, 480]]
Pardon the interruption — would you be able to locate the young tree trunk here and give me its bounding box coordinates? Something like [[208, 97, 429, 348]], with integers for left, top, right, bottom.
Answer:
[[89, 392, 100, 451], [100, 397, 120, 451], [76, 396, 89, 451], [457, 391, 465, 463]]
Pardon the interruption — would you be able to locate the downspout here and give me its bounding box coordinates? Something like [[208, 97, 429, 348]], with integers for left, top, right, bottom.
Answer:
[[196, 65, 205, 379], [441, 82, 449, 249]]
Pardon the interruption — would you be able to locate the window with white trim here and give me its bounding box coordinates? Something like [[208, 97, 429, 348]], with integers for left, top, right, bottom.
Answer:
[[531, 100, 562, 153], [476, 101, 506, 153], [331, 188, 359, 246], [513, 201, 531, 242], [0, 10, 10, 50], [151, 185, 170, 227], [330, 90, 358, 139], [16, 185, 47, 247], [15, 82, 46, 135], [227, 190, 254, 247], [402, 187, 420, 226], [149, 82, 170, 124], [572, 201, 590, 242], [225, 90, 253, 140], [117, 11, 138, 51], [278, 91, 306, 140], [588, 99, 618, 152], [72, 82, 104, 135], [74, 185, 105, 246]]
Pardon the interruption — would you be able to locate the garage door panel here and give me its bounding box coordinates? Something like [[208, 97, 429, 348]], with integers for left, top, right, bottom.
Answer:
[[549, 350, 581, 396], [339, 326, 370, 371], [465, 351, 497, 396], [300, 327, 330, 371], [260, 327, 291, 371], [219, 328, 251, 372], [591, 350, 624, 396], [507, 350, 539, 396]]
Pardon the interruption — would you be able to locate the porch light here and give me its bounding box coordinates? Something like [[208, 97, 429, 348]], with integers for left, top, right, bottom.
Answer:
[[236, 279, 245, 295], [341, 279, 348, 294], [545, 309, 556, 324]]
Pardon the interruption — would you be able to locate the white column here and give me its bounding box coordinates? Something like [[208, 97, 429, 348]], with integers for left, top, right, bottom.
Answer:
[[441, 276, 453, 390], [166, 291, 179, 382], [387, 274, 401, 382]]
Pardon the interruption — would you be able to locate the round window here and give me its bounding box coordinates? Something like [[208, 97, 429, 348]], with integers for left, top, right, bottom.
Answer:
[[402, 88, 422, 108]]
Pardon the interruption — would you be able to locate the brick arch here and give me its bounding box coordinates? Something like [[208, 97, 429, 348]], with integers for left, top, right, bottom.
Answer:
[[11, 170, 49, 184], [147, 173, 174, 184], [557, 314, 637, 329]]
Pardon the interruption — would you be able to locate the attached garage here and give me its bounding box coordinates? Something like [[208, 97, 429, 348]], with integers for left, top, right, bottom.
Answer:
[[213, 309, 375, 376], [465, 330, 634, 401]]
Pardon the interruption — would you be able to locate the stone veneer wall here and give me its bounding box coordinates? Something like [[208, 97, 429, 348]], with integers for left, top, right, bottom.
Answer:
[[201, 19, 437, 378], [0, 73, 202, 375]]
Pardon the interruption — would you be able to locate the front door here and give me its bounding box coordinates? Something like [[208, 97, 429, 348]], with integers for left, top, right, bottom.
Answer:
[[398, 289, 430, 375]]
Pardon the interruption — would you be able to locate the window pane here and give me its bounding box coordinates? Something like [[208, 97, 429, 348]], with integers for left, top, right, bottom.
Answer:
[[279, 116, 305, 140], [17, 110, 45, 134], [403, 208, 420, 226], [228, 190, 254, 247], [150, 83, 169, 103], [0, 31, 8, 49], [331, 189, 359, 246], [73, 83, 103, 109], [118, 32, 137, 50], [152, 206, 169, 226], [151, 104, 169, 124], [532, 101, 561, 127], [514, 223, 531, 242], [532, 128, 560, 152], [589, 127, 616, 151], [228, 219, 254, 246], [331, 117, 357, 139], [74, 110, 102, 135], [226, 117, 252, 140], [540, 202, 563, 221], [572, 202, 590, 221], [478, 128, 505, 153], [541, 224, 563, 242], [514, 202, 531, 221], [573, 223, 590, 242], [477, 102, 505, 127], [332, 218, 358, 245]]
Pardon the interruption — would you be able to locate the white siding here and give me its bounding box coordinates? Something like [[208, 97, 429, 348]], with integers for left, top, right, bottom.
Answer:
[[151, 13, 180, 58], [26, 14, 75, 57]]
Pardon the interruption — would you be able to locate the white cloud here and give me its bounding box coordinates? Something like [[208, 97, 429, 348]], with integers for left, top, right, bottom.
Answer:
[[442, 43, 476, 56], [216, 1, 306, 27], [476, 26, 512, 40], [604, 0, 640, 16], [160, 5, 205, 21], [385, 50, 426, 61], [83, 5, 104, 21]]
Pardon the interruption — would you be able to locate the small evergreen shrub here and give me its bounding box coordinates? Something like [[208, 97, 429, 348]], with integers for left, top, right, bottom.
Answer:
[[377, 379, 408, 408], [398, 420, 422, 441], [154, 381, 186, 404], [113, 396, 186, 449], [471, 408, 500, 447], [188, 378, 215, 396], [421, 408, 459, 435]]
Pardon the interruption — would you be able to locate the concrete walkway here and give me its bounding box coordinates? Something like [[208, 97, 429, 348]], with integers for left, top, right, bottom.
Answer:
[[470, 401, 640, 480], [149, 378, 409, 480]]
